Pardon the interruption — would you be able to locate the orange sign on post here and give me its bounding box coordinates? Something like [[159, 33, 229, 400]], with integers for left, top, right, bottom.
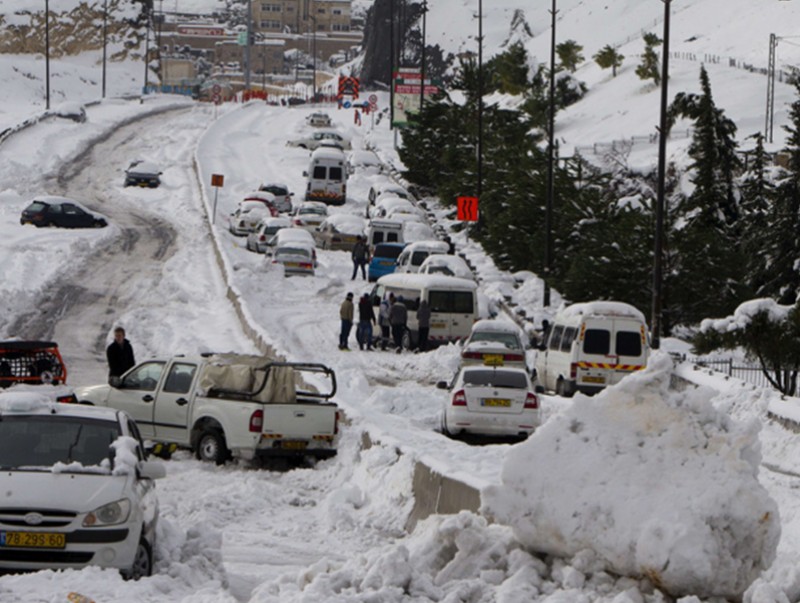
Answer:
[[457, 196, 479, 221], [211, 174, 224, 187]]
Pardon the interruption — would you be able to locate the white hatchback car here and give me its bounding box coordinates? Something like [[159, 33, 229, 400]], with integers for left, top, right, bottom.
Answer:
[[246, 216, 292, 253], [291, 201, 329, 232], [437, 366, 540, 439], [0, 393, 166, 579], [419, 254, 474, 280], [460, 319, 527, 369]]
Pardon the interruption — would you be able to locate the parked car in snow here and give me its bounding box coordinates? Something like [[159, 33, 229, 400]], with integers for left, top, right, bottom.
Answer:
[[72, 354, 339, 463], [402, 221, 437, 243], [246, 216, 292, 253], [346, 150, 383, 175], [20, 196, 108, 229], [460, 319, 527, 370], [394, 240, 450, 274], [287, 129, 351, 151], [0, 340, 68, 388], [291, 201, 328, 232], [306, 112, 332, 127], [437, 366, 540, 439], [314, 214, 366, 251], [257, 183, 294, 213], [367, 242, 406, 282], [371, 196, 424, 219], [229, 198, 278, 236], [0, 395, 166, 579], [270, 228, 317, 276], [124, 160, 162, 188], [418, 254, 474, 280], [368, 181, 411, 204]]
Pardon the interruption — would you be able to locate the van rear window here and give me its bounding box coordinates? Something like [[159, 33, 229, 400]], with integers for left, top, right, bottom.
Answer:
[[616, 331, 642, 357], [312, 166, 326, 179], [329, 167, 343, 181], [429, 291, 474, 314], [374, 244, 403, 259], [583, 329, 610, 355]]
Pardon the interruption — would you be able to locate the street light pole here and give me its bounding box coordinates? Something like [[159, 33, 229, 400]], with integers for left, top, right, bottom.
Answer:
[[245, 0, 252, 90], [419, 0, 427, 112], [389, 0, 395, 129], [143, 4, 150, 96], [543, 0, 557, 307], [651, 0, 672, 349], [45, 0, 50, 110], [312, 15, 317, 102], [477, 0, 483, 225], [102, 0, 108, 98]]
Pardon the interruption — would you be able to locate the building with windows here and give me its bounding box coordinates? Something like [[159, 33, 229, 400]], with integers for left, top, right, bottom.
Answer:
[[253, 0, 352, 34]]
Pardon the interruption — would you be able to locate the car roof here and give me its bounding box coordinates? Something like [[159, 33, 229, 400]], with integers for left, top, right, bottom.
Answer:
[[0, 394, 121, 422], [470, 319, 522, 335], [459, 366, 531, 378], [299, 201, 328, 209], [377, 273, 478, 290], [244, 191, 276, 201], [311, 147, 347, 160], [325, 214, 365, 225], [31, 195, 80, 205], [403, 240, 449, 253], [277, 228, 315, 242], [127, 161, 160, 172]]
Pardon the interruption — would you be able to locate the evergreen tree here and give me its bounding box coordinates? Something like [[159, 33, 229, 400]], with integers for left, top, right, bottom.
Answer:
[[593, 45, 624, 77], [759, 79, 800, 302], [635, 33, 662, 85], [556, 40, 584, 73], [486, 42, 529, 95]]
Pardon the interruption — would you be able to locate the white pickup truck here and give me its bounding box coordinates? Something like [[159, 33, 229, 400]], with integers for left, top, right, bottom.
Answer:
[[73, 354, 339, 464]]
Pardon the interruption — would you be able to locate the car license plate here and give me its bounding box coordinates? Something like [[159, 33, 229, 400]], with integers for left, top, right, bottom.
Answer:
[[582, 375, 606, 384], [1, 531, 66, 549], [285, 262, 300, 268], [280, 440, 308, 450], [380, 261, 393, 266], [482, 354, 504, 366], [431, 322, 446, 329], [482, 398, 511, 407]]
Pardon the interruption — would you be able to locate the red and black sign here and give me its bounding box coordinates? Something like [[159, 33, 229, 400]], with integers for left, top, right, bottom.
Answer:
[[337, 76, 360, 100], [457, 196, 479, 221]]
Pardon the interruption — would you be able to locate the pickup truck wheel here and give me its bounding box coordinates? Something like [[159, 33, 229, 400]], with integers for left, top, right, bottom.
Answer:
[[196, 429, 229, 465]]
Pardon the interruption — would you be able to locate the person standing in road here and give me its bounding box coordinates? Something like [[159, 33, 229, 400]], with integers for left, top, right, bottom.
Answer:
[[339, 292, 355, 350], [416, 298, 431, 352], [390, 295, 408, 353], [357, 293, 376, 350], [351, 236, 369, 280], [106, 326, 135, 380], [379, 293, 394, 350]]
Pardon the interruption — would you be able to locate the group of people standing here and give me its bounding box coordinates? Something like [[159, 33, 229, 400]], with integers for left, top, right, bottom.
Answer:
[[339, 291, 430, 353]]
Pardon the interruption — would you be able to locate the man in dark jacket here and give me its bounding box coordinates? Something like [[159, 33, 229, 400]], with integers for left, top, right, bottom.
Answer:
[[416, 299, 431, 352], [351, 236, 369, 280], [389, 295, 408, 353], [357, 293, 376, 350], [106, 327, 135, 380]]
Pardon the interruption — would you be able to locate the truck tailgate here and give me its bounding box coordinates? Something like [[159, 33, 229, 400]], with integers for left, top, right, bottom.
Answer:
[[261, 402, 337, 438]]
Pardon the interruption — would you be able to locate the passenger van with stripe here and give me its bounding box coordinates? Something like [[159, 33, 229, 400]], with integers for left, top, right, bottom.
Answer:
[[370, 273, 478, 349], [534, 301, 649, 397]]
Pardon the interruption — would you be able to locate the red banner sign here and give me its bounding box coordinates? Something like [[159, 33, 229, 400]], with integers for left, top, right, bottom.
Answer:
[[457, 196, 479, 221]]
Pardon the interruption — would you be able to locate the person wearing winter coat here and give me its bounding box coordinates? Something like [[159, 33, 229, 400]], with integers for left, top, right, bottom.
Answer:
[[389, 296, 408, 353], [106, 327, 135, 380], [416, 299, 431, 352], [378, 293, 395, 350], [339, 292, 355, 350], [351, 236, 369, 280], [356, 294, 376, 350]]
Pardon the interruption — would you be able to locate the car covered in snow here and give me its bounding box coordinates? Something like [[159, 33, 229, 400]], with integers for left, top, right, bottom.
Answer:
[[367, 181, 412, 204], [20, 196, 108, 229], [257, 183, 294, 213], [229, 196, 279, 236], [246, 216, 292, 253], [305, 112, 332, 127], [269, 228, 318, 276], [291, 201, 328, 232], [394, 240, 450, 274], [437, 366, 540, 439], [314, 214, 366, 251], [346, 150, 383, 175], [418, 254, 474, 280], [460, 319, 527, 370], [0, 394, 166, 579], [287, 129, 351, 151], [124, 160, 162, 188]]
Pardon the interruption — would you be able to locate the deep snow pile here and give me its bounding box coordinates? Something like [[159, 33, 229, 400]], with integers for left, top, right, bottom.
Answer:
[[482, 352, 780, 599]]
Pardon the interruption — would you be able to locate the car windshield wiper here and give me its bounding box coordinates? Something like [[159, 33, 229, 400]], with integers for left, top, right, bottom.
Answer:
[[66, 424, 83, 462]]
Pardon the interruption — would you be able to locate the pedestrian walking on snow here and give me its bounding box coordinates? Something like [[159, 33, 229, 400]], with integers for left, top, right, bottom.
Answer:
[[416, 299, 431, 352], [339, 292, 354, 350], [390, 295, 408, 353], [351, 236, 369, 280], [357, 293, 376, 350], [379, 293, 394, 350], [107, 326, 135, 380]]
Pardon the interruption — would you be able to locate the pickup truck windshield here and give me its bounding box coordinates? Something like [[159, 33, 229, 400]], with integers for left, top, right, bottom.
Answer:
[[0, 416, 120, 471]]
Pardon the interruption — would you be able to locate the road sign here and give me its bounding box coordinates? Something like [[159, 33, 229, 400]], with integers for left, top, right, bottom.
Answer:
[[237, 31, 247, 46], [211, 174, 224, 187], [212, 93, 222, 105], [457, 196, 479, 221], [343, 100, 352, 109], [212, 84, 221, 95], [368, 94, 378, 105]]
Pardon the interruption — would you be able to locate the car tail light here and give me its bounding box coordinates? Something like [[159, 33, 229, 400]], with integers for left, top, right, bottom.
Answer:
[[570, 363, 578, 379], [334, 410, 340, 435], [294, 219, 303, 226], [524, 393, 538, 409], [299, 262, 312, 269], [249, 409, 263, 432], [452, 390, 467, 406], [505, 353, 525, 362], [259, 234, 265, 241], [461, 351, 483, 360], [57, 393, 78, 404]]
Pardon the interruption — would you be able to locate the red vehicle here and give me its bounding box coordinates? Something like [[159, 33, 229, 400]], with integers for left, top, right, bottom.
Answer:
[[0, 341, 68, 387]]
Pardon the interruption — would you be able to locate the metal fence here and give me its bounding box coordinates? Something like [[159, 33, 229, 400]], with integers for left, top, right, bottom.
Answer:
[[673, 354, 796, 394]]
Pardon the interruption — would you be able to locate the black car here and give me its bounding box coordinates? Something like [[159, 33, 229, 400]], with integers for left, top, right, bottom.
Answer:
[[124, 160, 162, 188], [20, 197, 108, 228]]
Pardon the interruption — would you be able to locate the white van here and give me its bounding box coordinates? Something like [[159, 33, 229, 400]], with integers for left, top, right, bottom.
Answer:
[[395, 240, 450, 274], [370, 273, 478, 349], [304, 147, 347, 205], [534, 301, 649, 397], [366, 219, 404, 249]]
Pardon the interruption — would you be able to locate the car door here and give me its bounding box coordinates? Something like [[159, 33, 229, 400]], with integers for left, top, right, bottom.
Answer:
[[61, 203, 85, 228], [107, 361, 166, 437], [153, 362, 198, 444]]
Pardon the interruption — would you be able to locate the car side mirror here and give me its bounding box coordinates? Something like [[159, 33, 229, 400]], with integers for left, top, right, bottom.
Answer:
[[109, 376, 122, 388], [436, 381, 448, 390], [290, 192, 295, 197], [138, 460, 167, 480]]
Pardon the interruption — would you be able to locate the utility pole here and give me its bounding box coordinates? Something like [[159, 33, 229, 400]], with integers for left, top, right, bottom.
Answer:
[[766, 33, 777, 143], [102, 0, 108, 98], [543, 0, 557, 307], [312, 15, 317, 102], [651, 0, 672, 349], [476, 0, 483, 232], [389, 0, 395, 128], [419, 0, 427, 112], [245, 0, 252, 90], [143, 3, 150, 96], [44, 0, 50, 110]]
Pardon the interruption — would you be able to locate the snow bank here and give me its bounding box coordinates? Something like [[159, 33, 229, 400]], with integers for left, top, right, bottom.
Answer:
[[482, 352, 780, 599], [700, 298, 792, 334]]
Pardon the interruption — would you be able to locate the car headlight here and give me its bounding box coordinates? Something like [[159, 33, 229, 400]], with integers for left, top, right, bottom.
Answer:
[[83, 499, 132, 527]]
